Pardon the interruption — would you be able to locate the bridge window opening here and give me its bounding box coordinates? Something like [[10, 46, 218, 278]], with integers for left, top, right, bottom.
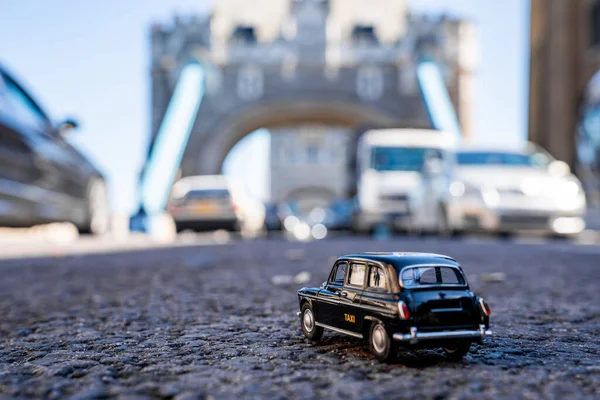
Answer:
[[230, 25, 257, 45], [352, 25, 379, 45], [307, 144, 319, 163]]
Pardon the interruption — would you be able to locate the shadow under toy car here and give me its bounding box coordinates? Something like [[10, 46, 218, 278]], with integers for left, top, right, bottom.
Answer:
[[297, 252, 492, 362]]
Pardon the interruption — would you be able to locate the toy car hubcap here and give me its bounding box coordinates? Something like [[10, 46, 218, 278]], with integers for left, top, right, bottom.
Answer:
[[303, 309, 314, 332], [444, 346, 457, 353], [372, 325, 386, 353]]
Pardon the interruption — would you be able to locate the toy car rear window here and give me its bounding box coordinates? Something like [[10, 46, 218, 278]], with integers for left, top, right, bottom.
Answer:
[[400, 266, 465, 287]]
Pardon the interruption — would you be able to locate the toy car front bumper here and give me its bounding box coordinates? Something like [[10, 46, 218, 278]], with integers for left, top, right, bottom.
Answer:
[[392, 325, 492, 344]]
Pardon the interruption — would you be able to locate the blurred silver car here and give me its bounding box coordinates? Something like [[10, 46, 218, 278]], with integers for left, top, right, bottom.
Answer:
[[168, 175, 265, 234], [446, 143, 586, 236], [167, 175, 239, 231]]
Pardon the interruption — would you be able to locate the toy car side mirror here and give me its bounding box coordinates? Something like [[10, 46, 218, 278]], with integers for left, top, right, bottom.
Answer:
[[320, 281, 327, 289]]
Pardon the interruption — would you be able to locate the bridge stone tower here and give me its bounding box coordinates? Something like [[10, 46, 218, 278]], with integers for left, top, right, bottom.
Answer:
[[149, 0, 476, 202]]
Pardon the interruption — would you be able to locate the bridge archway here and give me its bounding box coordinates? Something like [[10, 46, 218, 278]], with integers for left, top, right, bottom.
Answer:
[[182, 98, 427, 177]]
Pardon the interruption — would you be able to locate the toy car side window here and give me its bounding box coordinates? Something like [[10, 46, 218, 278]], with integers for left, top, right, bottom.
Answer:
[[367, 264, 388, 291], [331, 262, 348, 284], [347, 263, 366, 287]]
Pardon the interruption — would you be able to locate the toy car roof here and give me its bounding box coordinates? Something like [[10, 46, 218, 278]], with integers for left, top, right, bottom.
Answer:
[[339, 252, 459, 271]]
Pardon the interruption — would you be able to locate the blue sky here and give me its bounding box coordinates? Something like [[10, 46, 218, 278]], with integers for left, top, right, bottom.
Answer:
[[0, 0, 529, 213]]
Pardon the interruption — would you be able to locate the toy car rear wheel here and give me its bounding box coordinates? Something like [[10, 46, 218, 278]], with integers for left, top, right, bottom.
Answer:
[[369, 322, 397, 362], [443, 341, 471, 360], [300, 303, 323, 341]]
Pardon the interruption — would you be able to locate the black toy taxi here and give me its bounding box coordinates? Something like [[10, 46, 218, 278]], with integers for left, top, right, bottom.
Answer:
[[297, 252, 492, 362]]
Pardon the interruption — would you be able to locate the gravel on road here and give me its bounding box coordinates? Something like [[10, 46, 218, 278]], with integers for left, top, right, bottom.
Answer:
[[0, 237, 599, 399]]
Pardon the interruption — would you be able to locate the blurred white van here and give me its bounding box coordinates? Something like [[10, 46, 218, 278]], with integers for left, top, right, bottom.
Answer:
[[352, 129, 457, 233]]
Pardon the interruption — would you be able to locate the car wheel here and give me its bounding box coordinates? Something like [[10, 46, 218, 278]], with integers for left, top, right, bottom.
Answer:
[[300, 303, 323, 341], [443, 341, 471, 360], [81, 178, 110, 235], [498, 231, 513, 240], [369, 322, 397, 362]]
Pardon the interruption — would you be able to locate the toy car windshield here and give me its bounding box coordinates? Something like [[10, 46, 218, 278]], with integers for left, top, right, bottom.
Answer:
[[400, 266, 466, 287]]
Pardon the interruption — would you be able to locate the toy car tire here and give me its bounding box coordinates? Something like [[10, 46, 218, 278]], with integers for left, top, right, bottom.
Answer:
[[369, 322, 397, 362], [300, 303, 323, 341], [443, 341, 471, 360]]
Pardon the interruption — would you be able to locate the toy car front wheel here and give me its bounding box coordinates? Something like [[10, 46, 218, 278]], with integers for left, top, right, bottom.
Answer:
[[369, 322, 397, 362], [300, 303, 323, 341], [443, 341, 471, 360]]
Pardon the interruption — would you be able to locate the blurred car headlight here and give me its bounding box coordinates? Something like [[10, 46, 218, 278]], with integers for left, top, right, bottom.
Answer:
[[481, 186, 500, 207], [560, 180, 582, 196], [553, 179, 585, 209], [450, 181, 480, 197], [450, 181, 465, 197], [359, 189, 379, 210], [520, 177, 543, 197]]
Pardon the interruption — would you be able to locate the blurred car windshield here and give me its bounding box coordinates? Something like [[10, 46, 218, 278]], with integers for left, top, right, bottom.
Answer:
[[371, 147, 439, 171], [400, 266, 465, 287], [456, 151, 550, 167], [184, 189, 230, 199]]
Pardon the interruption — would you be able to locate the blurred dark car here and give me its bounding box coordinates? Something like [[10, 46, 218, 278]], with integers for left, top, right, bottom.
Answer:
[[0, 65, 109, 234], [264, 203, 282, 231], [266, 200, 355, 233], [321, 199, 355, 231]]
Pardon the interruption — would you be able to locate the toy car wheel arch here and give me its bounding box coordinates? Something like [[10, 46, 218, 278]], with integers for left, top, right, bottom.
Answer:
[[442, 341, 471, 360], [369, 322, 397, 362], [300, 303, 323, 341]]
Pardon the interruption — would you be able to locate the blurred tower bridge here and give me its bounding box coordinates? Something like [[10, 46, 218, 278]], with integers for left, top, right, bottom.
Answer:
[[135, 0, 476, 225]]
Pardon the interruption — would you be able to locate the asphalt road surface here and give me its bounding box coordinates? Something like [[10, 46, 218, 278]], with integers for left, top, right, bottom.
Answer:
[[0, 236, 599, 399]]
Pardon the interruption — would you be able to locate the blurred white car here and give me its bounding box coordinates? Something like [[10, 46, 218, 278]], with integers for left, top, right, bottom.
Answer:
[[167, 175, 265, 234], [447, 143, 587, 236]]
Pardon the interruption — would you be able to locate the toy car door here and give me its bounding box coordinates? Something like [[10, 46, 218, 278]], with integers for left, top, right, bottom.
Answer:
[[337, 262, 367, 333], [317, 261, 348, 328], [360, 263, 395, 321]]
